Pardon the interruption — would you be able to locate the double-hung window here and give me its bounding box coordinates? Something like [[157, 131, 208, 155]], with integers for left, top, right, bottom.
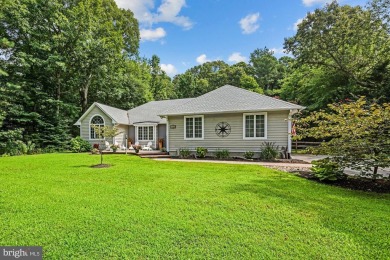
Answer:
[[138, 126, 154, 141], [185, 116, 204, 139], [243, 113, 267, 139]]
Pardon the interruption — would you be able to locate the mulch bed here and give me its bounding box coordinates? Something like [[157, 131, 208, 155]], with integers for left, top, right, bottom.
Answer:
[[90, 164, 111, 168], [296, 171, 390, 193], [176, 156, 309, 164]]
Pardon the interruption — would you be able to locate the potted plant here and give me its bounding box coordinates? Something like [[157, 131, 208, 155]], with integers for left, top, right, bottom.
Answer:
[[133, 144, 141, 153], [110, 144, 119, 152], [158, 138, 164, 150]]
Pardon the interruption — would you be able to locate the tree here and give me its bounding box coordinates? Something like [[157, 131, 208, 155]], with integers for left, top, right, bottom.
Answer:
[[0, 0, 144, 151], [249, 47, 284, 92], [92, 125, 122, 165], [297, 97, 390, 179], [149, 55, 174, 100], [280, 65, 354, 111], [284, 1, 390, 101], [172, 61, 262, 98]]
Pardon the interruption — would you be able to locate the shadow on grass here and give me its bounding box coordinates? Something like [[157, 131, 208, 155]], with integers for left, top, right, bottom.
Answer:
[[71, 164, 113, 168], [70, 165, 93, 168]]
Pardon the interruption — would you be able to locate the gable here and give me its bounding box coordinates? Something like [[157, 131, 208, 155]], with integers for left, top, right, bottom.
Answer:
[[74, 102, 130, 125], [74, 103, 117, 125]]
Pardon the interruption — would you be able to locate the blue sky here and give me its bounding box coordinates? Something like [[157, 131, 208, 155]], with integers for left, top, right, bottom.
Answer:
[[115, 0, 368, 77]]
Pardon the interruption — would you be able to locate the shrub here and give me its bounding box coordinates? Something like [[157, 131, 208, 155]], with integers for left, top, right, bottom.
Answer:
[[196, 147, 208, 158], [93, 143, 99, 149], [16, 140, 28, 155], [42, 146, 59, 153], [26, 141, 36, 155], [3, 140, 28, 156], [91, 148, 99, 154], [215, 149, 230, 159], [179, 148, 191, 158], [312, 158, 345, 181], [259, 142, 279, 160], [244, 151, 254, 159], [70, 137, 92, 153]]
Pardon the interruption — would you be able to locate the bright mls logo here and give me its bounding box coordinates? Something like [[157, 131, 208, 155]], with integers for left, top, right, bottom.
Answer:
[[1, 247, 42, 259]]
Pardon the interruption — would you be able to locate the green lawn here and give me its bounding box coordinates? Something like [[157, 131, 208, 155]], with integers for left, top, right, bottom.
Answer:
[[0, 154, 389, 259]]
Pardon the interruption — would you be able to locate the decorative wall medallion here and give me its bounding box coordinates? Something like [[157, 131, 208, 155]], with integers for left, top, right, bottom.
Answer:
[[215, 122, 231, 137]]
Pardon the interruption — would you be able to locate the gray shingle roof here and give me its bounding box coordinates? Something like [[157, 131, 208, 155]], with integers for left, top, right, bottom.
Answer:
[[159, 85, 304, 116], [96, 103, 129, 125], [128, 98, 194, 124]]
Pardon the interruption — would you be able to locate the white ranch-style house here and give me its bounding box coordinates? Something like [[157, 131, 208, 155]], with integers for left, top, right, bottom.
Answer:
[[74, 85, 304, 156]]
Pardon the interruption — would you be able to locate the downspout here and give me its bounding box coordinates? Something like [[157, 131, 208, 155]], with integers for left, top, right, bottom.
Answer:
[[287, 110, 292, 159], [166, 116, 170, 153]]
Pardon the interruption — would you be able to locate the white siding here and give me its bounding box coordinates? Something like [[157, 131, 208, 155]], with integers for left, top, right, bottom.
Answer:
[[168, 111, 289, 156], [113, 124, 128, 148], [80, 106, 128, 147]]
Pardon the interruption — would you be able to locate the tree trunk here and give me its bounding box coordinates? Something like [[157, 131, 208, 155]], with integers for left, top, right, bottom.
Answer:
[[373, 166, 379, 180], [56, 82, 61, 118], [80, 74, 93, 113]]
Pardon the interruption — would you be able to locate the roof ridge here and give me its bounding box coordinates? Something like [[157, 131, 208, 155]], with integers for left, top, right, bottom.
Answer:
[[223, 85, 301, 107], [159, 84, 304, 116], [150, 97, 194, 103], [96, 102, 127, 112]]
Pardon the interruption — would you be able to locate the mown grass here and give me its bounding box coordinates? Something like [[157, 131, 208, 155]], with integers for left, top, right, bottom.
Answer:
[[0, 153, 389, 259]]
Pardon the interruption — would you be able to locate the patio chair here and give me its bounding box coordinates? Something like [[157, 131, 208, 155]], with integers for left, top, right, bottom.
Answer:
[[142, 141, 153, 151], [105, 141, 110, 151]]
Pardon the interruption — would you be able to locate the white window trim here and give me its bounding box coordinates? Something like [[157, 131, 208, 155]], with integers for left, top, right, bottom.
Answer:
[[135, 125, 156, 142], [243, 112, 268, 140], [89, 114, 105, 140], [184, 115, 204, 140]]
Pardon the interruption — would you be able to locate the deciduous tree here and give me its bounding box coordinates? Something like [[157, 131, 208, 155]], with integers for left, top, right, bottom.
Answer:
[[297, 97, 390, 179], [284, 1, 390, 100]]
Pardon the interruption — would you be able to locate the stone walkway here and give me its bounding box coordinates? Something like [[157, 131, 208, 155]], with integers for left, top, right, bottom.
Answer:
[[153, 157, 312, 173]]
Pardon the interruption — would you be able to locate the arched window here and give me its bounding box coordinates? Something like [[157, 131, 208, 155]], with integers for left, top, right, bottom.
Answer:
[[90, 115, 105, 139]]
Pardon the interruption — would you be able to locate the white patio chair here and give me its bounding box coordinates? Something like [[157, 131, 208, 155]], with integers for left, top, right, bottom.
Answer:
[[142, 141, 153, 151], [105, 141, 110, 151]]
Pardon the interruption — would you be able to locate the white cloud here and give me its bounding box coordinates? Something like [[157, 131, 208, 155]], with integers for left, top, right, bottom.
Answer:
[[293, 18, 304, 31], [161, 63, 178, 76], [196, 54, 210, 64], [239, 13, 260, 34], [115, 0, 193, 30], [140, 27, 166, 41], [228, 52, 247, 63], [155, 0, 193, 29], [270, 48, 286, 55], [302, 0, 332, 6], [115, 0, 155, 23]]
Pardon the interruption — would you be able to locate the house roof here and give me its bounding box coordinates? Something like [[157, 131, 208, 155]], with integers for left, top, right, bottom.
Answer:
[[128, 98, 194, 124], [74, 102, 129, 125], [75, 85, 304, 126], [97, 103, 129, 124], [159, 85, 304, 116]]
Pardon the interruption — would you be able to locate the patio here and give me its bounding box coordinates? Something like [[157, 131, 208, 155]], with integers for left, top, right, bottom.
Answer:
[[101, 149, 170, 158]]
